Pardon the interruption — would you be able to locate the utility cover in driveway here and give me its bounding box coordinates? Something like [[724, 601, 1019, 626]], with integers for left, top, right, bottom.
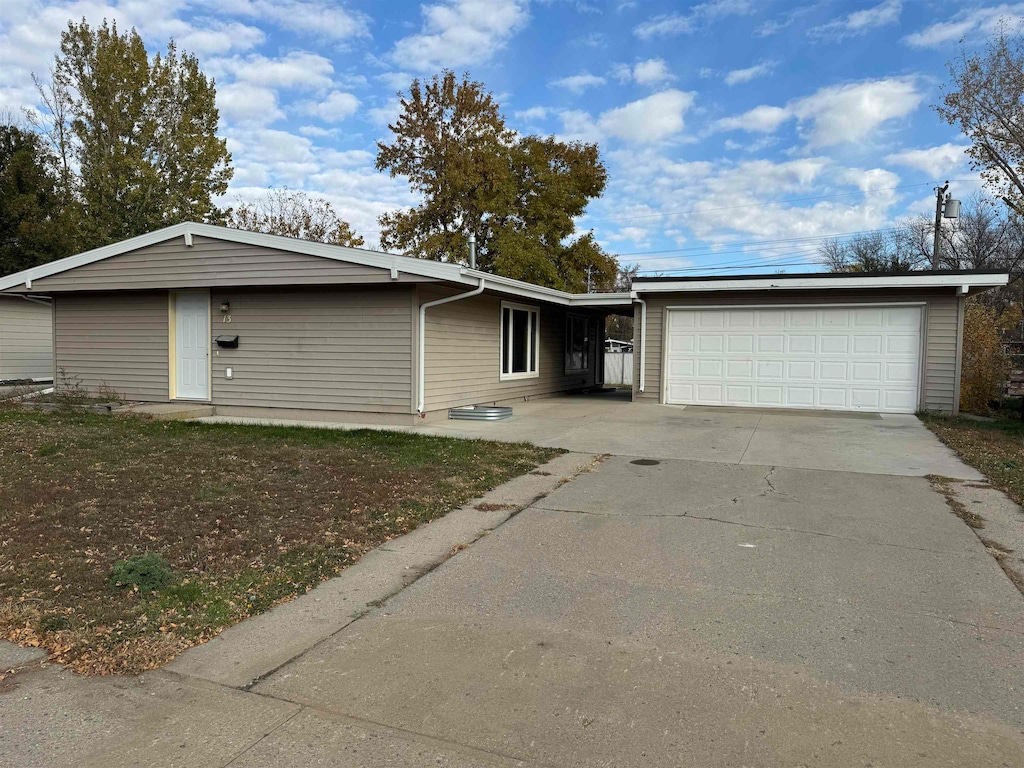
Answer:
[[664, 306, 922, 413]]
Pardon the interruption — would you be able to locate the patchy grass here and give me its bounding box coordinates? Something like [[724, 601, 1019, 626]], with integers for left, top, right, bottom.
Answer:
[[921, 414, 1024, 507], [0, 410, 560, 675]]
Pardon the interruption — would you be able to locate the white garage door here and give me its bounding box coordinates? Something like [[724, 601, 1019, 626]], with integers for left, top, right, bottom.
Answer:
[[664, 305, 923, 413]]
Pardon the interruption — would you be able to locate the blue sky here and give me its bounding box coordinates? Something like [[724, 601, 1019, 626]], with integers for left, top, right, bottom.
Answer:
[[2, 1, 1023, 276]]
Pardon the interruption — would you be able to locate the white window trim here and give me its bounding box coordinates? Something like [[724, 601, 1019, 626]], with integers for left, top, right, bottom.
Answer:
[[500, 300, 541, 381]]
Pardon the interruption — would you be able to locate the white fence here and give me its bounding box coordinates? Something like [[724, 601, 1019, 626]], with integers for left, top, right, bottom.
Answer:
[[604, 352, 634, 387]]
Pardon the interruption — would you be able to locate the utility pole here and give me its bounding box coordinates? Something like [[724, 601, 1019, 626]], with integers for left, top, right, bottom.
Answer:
[[586, 265, 593, 293], [932, 181, 949, 270]]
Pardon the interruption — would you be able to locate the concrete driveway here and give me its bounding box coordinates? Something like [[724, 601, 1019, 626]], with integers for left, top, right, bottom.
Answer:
[[420, 392, 982, 478], [249, 400, 1022, 765], [7, 399, 1024, 766]]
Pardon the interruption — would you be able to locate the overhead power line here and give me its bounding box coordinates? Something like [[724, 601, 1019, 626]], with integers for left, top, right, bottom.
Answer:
[[615, 225, 900, 259], [583, 180, 979, 225]]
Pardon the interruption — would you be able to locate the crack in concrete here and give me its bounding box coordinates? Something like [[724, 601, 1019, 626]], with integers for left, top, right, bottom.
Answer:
[[220, 706, 303, 767], [540, 505, 982, 558]]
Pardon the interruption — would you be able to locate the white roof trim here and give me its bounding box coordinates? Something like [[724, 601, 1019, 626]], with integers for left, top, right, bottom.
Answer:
[[0, 221, 634, 307], [632, 273, 1009, 294]]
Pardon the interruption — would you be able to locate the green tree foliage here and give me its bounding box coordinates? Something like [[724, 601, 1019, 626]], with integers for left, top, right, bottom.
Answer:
[[0, 122, 75, 274], [37, 19, 232, 250], [376, 71, 618, 292], [227, 189, 365, 247], [937, 31, 1024, 216]]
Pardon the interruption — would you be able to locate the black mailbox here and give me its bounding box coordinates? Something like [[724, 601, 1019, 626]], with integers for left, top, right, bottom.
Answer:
[[215, 335, 239, 349]]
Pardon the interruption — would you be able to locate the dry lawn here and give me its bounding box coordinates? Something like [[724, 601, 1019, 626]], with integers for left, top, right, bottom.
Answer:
[[0, 410, 559, 674]]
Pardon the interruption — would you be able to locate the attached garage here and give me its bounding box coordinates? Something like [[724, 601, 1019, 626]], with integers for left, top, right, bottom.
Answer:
[[633, 272, 1010, 416]]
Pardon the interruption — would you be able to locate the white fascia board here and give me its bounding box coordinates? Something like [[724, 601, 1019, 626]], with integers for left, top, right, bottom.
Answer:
[[460, 269, 633, 307], [0, 221, 469, 291], [632, 274, 1010, 293]]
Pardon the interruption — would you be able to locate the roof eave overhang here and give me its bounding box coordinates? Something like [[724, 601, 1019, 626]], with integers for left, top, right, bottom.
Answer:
[[630, 274, 1010, 294]]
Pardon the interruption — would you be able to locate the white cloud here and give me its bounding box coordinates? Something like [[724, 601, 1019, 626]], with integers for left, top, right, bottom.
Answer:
[[809, 0, 901, 40], [714, 77, 922, 148], [301, 91, 361, 122], [367, 97, 403, 127], [790, 77, 921, 147], [884, 143, 970, 177], [391, 0, 530, 71], [634, 0, 753, 39], [601, 151, 900, 252], [904, 4, 1024, 47], [206, 52, 334, 91], [203, 0, 370, 42], [217, 82, 284, 124], [716, 105, 790, 133], [515, 106, 549, 121], [597, 89, 695, 143], [550, 72, 606, 93], [724, 61, 775, 86], [634, 59, 673, 85]]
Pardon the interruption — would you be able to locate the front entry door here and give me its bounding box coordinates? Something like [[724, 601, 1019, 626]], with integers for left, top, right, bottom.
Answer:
[[174, 291, 210, 400]]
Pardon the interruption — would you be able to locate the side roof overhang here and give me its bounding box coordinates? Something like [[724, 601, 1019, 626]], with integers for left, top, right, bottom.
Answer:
[[0, 221, 633, 309], [631, 269, 1009, 297]]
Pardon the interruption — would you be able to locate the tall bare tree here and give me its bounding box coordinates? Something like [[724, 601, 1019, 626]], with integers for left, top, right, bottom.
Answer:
[[227, 189, 365, 247], [937, 31, 1024, 215]]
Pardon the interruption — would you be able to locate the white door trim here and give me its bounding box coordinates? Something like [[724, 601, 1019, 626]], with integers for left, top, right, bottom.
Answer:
[[170, 289, 211, 401], [661, 303, 926, 413]]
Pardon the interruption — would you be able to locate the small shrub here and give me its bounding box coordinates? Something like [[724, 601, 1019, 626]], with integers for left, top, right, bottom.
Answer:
[[55, 367, 89, 408], [110, 553, 175, 592], [95, 383, 125, 404]]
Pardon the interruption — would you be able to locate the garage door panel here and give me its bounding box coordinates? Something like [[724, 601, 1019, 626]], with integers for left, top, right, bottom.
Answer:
[[851, 361, 882, 382], [755, 386, 783, 405], [726, 360, 753, 378], [697, 359, 723, 377], [820, 336, 848, 354], [698, 335, 724, 352], [726, 384, 753, 404], [818, 388, 847, 408], [696, 383, 723, 402], [669, 334, 695, 353], [667, 358, 695, 377], [788, 335, 816, 353], [664, 306, 922, 413], [727, 335, 754, 353], [887, 307, 922, 327], [786, 360, 815, 380], [886, 335, 917, 354], [785, 387, 815, 407], [819, 361, 848, 380]]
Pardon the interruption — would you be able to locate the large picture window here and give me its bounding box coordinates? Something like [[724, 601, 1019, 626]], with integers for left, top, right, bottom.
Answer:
[[500, 301, 540, 380], [565, 314, 590, 372]]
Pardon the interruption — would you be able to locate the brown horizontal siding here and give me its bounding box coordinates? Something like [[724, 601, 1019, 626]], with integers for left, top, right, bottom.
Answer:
[[54, 292, 168, 400], [633, 288, 962, 415], [26, 235, 432, 291], [209, 287, 414, 413], [420, 286, 598, 412]]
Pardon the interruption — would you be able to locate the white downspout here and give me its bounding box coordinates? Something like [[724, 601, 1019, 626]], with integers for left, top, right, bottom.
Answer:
[[633, 293, 646, 393], [417, 279, 486, 414]]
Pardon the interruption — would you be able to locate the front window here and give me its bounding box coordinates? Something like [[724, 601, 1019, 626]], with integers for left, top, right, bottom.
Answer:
[[500, 301, 540, 380], [566, 314, 590, 372]]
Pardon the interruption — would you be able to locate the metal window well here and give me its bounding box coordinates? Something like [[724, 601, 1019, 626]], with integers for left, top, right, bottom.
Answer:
[[448, 405, 513, 421]]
